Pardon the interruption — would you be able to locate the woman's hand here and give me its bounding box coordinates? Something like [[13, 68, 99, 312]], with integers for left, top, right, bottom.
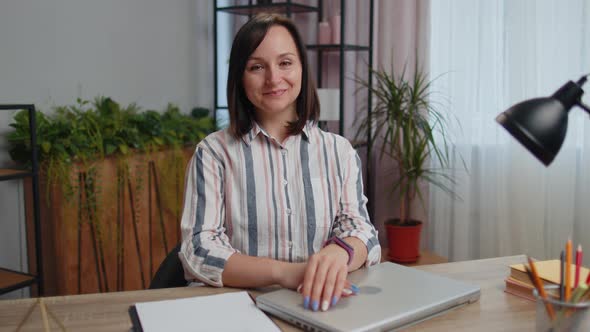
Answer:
[[274, 262, 306, 290], [300, 244, 350, 311]]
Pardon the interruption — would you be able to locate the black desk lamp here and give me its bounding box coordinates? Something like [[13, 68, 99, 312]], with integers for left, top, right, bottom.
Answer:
[[496, 74, 590, 166]]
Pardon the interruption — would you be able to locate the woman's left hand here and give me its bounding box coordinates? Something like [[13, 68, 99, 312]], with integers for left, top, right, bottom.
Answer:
[[300, 244, 350, 311]]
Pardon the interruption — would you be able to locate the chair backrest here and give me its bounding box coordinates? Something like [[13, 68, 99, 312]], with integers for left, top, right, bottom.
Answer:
[[149, 243, 186, 289]]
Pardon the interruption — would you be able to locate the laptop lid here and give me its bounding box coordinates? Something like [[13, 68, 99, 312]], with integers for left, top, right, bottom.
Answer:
[[256, 262, 480, 332]]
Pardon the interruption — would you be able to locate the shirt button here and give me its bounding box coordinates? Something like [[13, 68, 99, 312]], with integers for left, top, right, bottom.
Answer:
[[288, 241, 293, 249], [286, 208, 292, 215], [282, 179, 288, 186], [281, 149, 287, 156]]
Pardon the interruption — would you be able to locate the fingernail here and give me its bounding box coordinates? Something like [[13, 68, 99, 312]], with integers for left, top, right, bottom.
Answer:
[[312, 300, 319, 311], [303, 296, 310, 309], [342, 288, 353, 296], [351, 284, 360, 294], [331, 296, 339, 306], [297, 284, 302, 293], [321, 300, 329, 312]]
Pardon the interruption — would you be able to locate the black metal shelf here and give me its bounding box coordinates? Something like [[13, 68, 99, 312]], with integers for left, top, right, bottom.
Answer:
[[0, 169, 35, 181], [0, 104, 43, 296], [217, 3, 318, 16], [351, 140, 368, 149], [306, 44, 370, 52], [0, 104, 37, 110], [0, 268, 37, 295]]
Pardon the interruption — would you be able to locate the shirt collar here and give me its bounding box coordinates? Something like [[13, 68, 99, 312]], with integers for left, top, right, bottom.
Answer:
[[241, 121, 316, 146], [301, 121, 314, 141], [241, 122, 263, 146]]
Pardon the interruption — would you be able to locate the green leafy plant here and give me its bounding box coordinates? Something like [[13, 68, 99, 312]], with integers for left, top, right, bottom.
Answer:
[[7, 96, 214, 203], [7, 96, 214, 165], [355, 60, 459, 226]]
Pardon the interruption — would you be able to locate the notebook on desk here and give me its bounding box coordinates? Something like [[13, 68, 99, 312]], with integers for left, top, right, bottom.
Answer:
[[256, 262, 481, 332], [129, 291, 281, 332]]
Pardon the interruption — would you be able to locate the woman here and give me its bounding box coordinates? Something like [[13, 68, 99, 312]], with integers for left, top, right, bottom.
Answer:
[[179, 13, 381, 312]]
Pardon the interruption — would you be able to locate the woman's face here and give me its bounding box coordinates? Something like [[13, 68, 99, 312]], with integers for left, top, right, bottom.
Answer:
[[242, 25, 302, 121]]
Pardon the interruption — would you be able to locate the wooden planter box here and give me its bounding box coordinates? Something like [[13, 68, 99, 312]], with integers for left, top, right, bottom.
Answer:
[[26, 147, 193, 296]]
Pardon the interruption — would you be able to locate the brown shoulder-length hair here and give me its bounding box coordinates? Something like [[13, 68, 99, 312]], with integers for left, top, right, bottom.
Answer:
[[227, 13, 320, 139]]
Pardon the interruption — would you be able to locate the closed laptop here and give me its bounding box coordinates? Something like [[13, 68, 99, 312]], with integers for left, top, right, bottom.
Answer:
[[256, 262, 480, 332]]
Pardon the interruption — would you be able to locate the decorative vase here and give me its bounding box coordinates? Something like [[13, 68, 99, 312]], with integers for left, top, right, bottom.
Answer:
[[385, 219, 423, 263], [318, 21, 331, 44], [330, 14, 341, 44]]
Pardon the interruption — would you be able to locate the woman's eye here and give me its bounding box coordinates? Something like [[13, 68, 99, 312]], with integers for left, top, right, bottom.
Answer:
[[249, 64, 263, 71], [280, 61, 292, 67]]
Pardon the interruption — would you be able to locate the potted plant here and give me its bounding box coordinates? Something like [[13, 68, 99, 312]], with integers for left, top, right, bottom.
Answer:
[[355, 59, 457, 263]]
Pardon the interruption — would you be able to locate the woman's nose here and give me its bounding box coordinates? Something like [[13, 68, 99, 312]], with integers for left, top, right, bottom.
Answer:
[[265, 66, 281, 85]]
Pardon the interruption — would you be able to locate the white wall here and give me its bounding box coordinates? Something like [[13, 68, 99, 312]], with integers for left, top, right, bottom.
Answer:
[[0, 0, 213, 298]]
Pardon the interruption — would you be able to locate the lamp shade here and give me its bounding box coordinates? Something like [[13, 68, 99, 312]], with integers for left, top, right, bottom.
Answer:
[[496, 98, 568, 165], [496, 78, 587, 166]]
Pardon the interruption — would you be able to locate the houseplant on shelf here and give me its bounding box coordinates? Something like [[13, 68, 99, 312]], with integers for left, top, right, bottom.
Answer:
[[355, 59, 458, 263]]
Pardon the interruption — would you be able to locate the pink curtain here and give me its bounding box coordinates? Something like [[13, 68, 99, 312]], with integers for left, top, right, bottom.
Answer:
[[371, 0, 431, 247]]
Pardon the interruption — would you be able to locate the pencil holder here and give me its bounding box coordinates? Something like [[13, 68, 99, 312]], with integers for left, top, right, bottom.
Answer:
[[534, 285, 590, 332]]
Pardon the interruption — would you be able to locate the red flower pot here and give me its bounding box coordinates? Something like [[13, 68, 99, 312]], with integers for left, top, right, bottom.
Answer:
[[385, 219, 423, 263]]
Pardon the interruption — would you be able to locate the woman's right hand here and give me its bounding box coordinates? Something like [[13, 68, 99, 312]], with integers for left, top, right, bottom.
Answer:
[[274, 260, 359, 311]]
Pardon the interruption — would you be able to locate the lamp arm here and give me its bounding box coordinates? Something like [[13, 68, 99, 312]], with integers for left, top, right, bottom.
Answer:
[[577, 74, 590, 114]]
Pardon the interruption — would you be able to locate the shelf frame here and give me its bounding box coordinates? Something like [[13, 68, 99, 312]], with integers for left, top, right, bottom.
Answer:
[[0, 104, 43, 296], [0, 268, 37, 295], [217, 2, 318, 16], [0, 169, 35, 181], [306, 44, 370, 52]]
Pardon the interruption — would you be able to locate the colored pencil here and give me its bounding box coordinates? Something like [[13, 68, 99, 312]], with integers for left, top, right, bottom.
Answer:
[[527, 257, 556, 320], [566, 239, 572, 301], [560, 250, 565, 301], [575, 244, 582, 288]]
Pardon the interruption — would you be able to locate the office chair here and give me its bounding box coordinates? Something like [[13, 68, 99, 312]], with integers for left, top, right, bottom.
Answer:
[[149, 243, 187, 289]]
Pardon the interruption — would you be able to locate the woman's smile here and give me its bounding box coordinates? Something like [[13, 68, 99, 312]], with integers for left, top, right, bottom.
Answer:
[[263, 89, 287, 97]]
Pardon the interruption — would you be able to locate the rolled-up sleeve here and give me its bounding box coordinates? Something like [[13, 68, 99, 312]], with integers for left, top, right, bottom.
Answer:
[[331, 149, 381, 267], [179, 145, 236, 287]]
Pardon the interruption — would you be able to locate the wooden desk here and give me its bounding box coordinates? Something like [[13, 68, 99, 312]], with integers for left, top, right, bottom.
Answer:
[[407, 255, 533, 331], [0, 255, 533, 331], [381, 249, 448, 266]]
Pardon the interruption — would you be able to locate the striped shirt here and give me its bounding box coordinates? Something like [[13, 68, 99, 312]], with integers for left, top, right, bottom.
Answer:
[[179, 122, 381, 287]]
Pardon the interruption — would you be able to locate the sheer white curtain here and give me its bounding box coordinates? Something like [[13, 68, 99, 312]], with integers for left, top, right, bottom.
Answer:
[[428, 0, 590, 263]]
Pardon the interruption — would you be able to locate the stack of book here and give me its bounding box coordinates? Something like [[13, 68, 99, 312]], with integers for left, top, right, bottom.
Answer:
[[505, 260, 589, 301]]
